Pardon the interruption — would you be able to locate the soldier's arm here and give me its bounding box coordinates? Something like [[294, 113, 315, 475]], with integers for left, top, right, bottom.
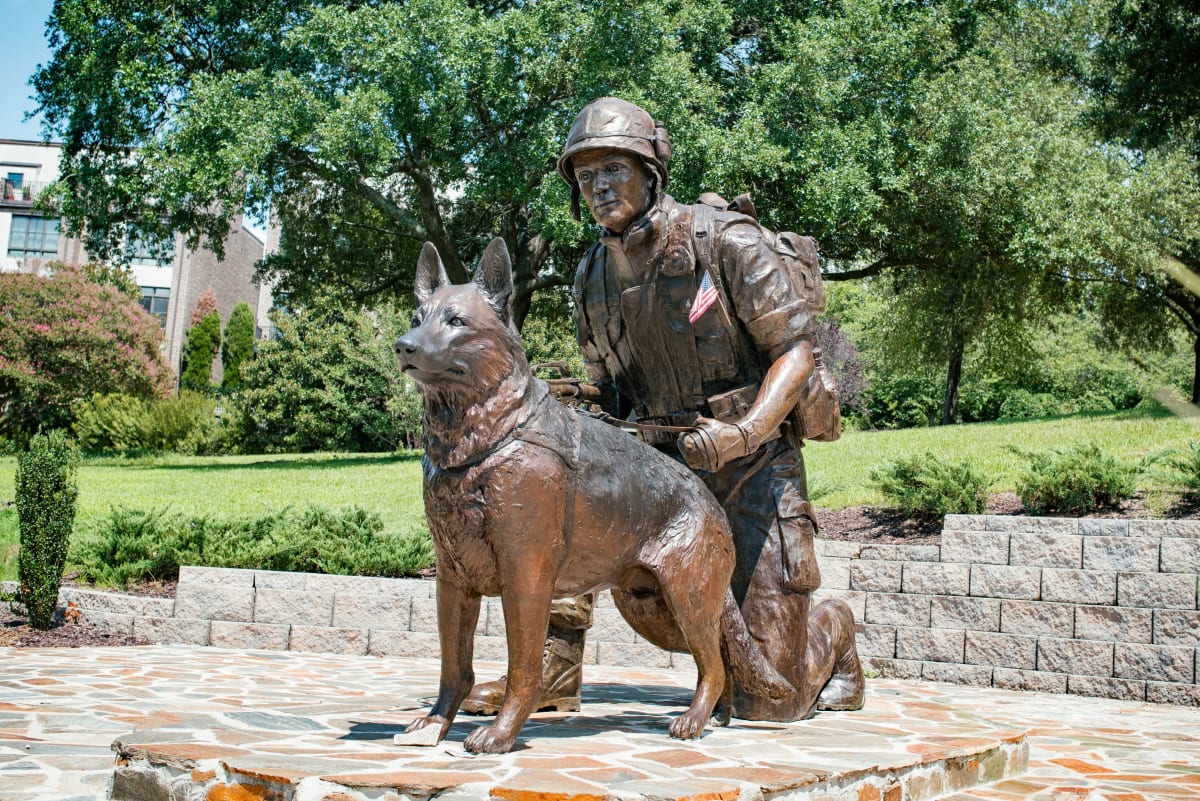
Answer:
[[735, 338, 814, 451]]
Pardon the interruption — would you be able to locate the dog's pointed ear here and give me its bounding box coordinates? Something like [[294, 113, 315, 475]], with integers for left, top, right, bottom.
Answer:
[[414, 242, 450, 306], [473, 237, 514, 324]]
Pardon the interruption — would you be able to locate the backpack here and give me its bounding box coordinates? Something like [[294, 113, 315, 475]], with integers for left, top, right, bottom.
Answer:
[[693, 193, 842, 443]]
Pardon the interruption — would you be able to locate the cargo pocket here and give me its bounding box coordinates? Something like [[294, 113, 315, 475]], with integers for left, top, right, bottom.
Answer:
[[775, 484, 821, 593]]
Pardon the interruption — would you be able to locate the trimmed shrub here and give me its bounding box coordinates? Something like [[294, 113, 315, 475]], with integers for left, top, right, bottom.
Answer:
[[181, 310, 221, 389], [1156, 441, 1200, 492], [871, 452, 990, 517], [14, 431, 80, 629], [1016, 442, 1138, 515], [73, 505, 434, 587], [72, 391, 237, 454], [221, 302, 255, 389]]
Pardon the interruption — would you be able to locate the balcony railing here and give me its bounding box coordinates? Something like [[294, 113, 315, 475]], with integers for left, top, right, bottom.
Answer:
[[1, 179, 52, 205]]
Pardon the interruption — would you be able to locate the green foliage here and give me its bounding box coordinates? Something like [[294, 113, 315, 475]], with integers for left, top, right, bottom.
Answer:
[[221, 302, 256, 389], [521, 288, 585, 378], [1015, 442, 1139, 516], [0, 265, 172, 438], [870, 452, 990, 518], [240, 298, 414, 452], [14, 431, 80, 629], [81, 261, 140, 298], [1155, 441, 1200, 492], [72, 391, 237, 455], [73, 505, 434, 587], [182, 311, 222, 389]]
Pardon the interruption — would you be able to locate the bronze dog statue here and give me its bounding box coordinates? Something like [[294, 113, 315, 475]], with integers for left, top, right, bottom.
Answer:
[[396, 238, 793, 754]]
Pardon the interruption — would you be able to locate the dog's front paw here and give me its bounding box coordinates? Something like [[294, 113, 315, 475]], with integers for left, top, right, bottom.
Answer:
[[668, 711, 708, 740], [464, 723, 517, 754]]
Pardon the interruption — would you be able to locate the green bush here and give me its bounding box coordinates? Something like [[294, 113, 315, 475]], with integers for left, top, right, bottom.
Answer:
[[14, 431, 80, 629], [73, 391, 237, 454], [221, 302, 255, 390], [1015, 442, 1138, 515], [181, 310, 222, 389], [1156, 441, 1200, 491], [870, 452, 990, 517], [73, 505, 434, 587]]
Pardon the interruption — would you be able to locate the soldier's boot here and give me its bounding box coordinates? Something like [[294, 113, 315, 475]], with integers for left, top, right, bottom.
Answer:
[[812, 599, 866, 711], [460, 627, 585, 715]]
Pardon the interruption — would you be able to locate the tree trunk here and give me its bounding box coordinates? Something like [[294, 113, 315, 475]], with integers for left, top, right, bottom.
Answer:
[[941, 337, 965, 425], [1193, 332, 1200, 405]]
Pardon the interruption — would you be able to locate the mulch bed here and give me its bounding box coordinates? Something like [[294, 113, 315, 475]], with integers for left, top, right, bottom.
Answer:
[[4, 492, 1196, 649]]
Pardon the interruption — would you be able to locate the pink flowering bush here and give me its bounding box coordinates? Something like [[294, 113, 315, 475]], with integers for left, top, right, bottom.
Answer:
[[0, 264, 172, 437]]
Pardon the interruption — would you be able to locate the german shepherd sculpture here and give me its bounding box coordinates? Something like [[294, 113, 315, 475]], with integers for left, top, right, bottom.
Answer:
[[396, 238, 794, 754]]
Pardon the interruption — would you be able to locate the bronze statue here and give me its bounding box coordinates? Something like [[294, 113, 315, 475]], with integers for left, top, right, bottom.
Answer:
[[396, 238, 795, 754], [463, 97, 864, 723]]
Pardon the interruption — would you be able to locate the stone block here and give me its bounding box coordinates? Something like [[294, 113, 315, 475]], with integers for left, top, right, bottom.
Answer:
[[375, 576, 436, 597], [894, 545, 941, 562], [472, 634, 514, 663], [1074, 606, 1152, 643], [484, 601, 507, 638], [1160, 538, 1200, 574], [864, 592, 931, 627], [1083, 537, 1160, 573], [1037, 637, 1113, 676], [178, 565, 255, 587], [970, 565, 1041, 600], [858, 544, 898, 560], [596, 638, 673, 669], [931, 596, 1000, 632], [299, 574, 381, 594], [856, 624, 897, 658], [965, 631, 1036, 670], [61, 588, 174, 617], [1040, 569, 1117, 605], [410, 597, 487, 636], [331, 593, 411, 631], [134, 616, 211, 645], [173, 585, 254, 622], [367, 629, 440, 659], [1079, 519, 1130, 537], [866, 657, 923, 680], [850, 561, 903, 592], [1067, 674, 1145, 702], [815, 540, 864, 559], [590, 605, 638, 644], [1117, 573, 1197, 609], [1152, 609, 1200, 646], [210, 621, 290, 651], [944, 514, 986, 531], [921, 662, 992, 686], [999, 600, 1074, 638], [941, 530, 1009, 565], [818, 556, 851, 590], [1009, 533, 1082, 568], [1146, 682, 1200, 706], [289, 625, 368, 655], [252, 589, 334, 627], [77, 609, 135, 637], [987, 516, 1076, 535], [1131, 519, 1200, 538], [252, 570, 307, 590], [895, 627, 964, 663], [903, 562, 969, 596], [993, 667, 1067, 694], [1114, 643, 1195, 684]]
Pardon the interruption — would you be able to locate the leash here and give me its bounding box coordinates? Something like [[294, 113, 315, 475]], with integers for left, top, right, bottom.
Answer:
[[578, 409, 698, 435]]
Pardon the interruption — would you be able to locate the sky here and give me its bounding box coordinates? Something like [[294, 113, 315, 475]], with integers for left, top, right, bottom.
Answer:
[[1, 0, 53, 140]]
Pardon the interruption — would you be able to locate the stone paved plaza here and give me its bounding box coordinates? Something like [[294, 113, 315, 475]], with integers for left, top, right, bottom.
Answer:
[[1, 644, 1197, 800]]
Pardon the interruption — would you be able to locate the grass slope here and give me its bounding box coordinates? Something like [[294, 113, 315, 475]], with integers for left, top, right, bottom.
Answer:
[[1, 408, 1196, 580]]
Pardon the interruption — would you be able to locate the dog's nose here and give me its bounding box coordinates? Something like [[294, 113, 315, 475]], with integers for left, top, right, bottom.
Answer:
[[395, 333, 418, 357]]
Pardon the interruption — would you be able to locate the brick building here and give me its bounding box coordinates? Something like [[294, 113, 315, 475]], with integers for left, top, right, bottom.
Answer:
[[1, 138, 272, 384]]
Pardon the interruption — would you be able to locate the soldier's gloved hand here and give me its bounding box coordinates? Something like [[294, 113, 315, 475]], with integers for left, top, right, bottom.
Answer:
[[546, 378, 583, 400], [678, 416, 751, 472]]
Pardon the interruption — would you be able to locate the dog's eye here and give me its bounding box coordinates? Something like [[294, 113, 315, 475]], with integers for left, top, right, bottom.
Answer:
[[449, 315, 465, 327], [410, 315, 421, 328]]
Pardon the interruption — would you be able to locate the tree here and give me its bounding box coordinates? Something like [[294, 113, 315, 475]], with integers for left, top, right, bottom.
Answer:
[[0, 265, 172, 437], [181, 309, 221, 389], [221, 302, 255, 389]]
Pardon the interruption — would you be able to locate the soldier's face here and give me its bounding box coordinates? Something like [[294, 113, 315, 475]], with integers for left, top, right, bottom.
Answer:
[[573, 150, 655, 234]]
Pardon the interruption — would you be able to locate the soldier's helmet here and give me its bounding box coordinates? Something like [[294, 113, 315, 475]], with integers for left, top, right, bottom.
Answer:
[[557, 97, 672, 220]]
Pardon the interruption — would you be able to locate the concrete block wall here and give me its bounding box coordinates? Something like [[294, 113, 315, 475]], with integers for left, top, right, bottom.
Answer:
[[814, 515, 1200, 706]]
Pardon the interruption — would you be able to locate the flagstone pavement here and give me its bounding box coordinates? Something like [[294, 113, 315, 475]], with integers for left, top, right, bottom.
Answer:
[[0, 644, 1197, 800]]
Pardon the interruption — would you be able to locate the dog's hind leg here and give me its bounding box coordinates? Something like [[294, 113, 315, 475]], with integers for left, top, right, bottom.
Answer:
[[404, 578, 481, 743]]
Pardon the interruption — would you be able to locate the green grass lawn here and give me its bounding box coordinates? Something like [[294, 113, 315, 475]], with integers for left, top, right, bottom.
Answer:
[[1, 407, 1196, 581]]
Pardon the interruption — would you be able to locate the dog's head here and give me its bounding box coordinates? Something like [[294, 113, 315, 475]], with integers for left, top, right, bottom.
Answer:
[[396, 237, 528, 396]]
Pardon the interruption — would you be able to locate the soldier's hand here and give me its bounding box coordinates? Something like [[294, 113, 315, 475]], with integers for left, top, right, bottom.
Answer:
[[546, 378, 583, 400], [677, 417, 750, 472]]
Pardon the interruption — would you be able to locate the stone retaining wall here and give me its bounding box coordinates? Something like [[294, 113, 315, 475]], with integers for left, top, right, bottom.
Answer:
[[813, 515, 1199, 706], [37, 514, 1199, 705]]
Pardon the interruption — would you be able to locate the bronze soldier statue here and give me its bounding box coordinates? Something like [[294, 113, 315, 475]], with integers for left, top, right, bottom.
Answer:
[[464, 96, 864, 721]]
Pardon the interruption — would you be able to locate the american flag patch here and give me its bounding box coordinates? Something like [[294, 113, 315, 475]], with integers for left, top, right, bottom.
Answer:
[[689, 270, 719, 324]]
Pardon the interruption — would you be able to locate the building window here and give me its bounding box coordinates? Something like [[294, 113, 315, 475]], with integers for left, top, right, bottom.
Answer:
[[4, 172, 23, 200], [126, 227, 176, 267], [140, 286, 170, 324], [6, 214, 60, 259]]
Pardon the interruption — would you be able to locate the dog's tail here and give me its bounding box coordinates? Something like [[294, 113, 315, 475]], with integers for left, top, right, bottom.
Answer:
[[720, 590, 797, 700]]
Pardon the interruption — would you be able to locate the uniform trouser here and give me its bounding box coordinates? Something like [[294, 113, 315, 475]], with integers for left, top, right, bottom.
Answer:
[[547, 437, 820, 720]]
